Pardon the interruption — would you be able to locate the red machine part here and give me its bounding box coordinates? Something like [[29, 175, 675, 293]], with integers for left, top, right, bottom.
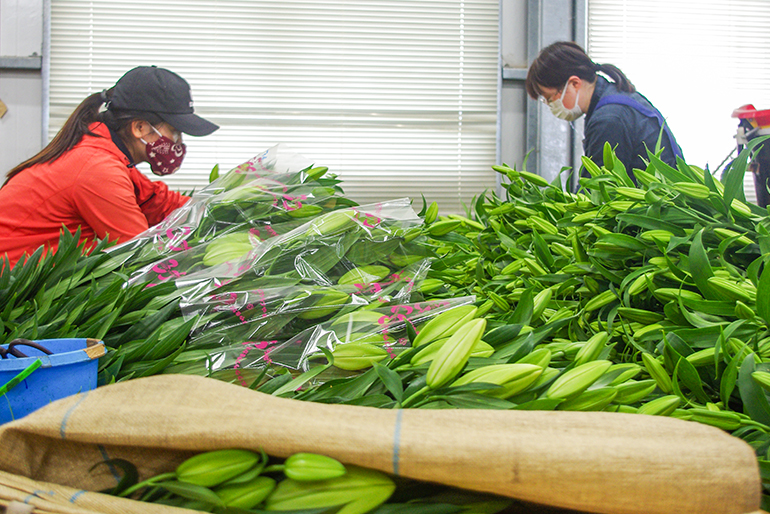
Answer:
[[732, 104, 770, 128]]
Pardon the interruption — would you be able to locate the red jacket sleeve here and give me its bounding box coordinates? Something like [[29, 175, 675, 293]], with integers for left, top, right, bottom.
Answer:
[[128, 167, 190, 227]]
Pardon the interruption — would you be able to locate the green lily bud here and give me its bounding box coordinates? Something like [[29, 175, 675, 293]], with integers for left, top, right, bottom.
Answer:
[[730, 198, 752, 217], [411, 336, 491, 366], [471, 340, 495, 358], [337, 332, 393, 345], [614, 186, 647, 201], [215, 167, 247, 190], [389, 253, 426, 267], [687, 407, 742, 431], [518, 169, 550, 187], [218, 185, 273, 203], [583, 290, 617, 312], [633, 323, 665, 340], [627, 273, 652, 296], [416, 278, 444, 294], [427, 219, 462, 236], [331, 343, 389, 370], [264, 465, 395, 514], [529, 367, 561, 389], [752, 370, 770, 393], [639, 229, 675, 244], [423, 201, 439, 224], [685, 347, 716, 368], [573, 331, 609, 367], [331, 309, 385, 328], [633, 168, 658, 187], [607, 363, 642, 386], [338, 265, 391, 286], [531, 287, 553, 320], [156, 480, 224, 507], [515, 348, 552, 369], [670, 408, 692, 421], [297, 289, 351, 320], [412, 304, 478, 348], [544, 360, 612, 401], [641, 352, 673, 393], [611, 379, 657, 405], [617, 307, 664, 324], [306, 210, 358, 237], [475, 299, 494, 317], [305, 166, 329, 181], [288, 204, 324, 218], [176, 449, 260, 488], [410, 336, 449, 366], [487, 291, 510, 311], [670, 181, 711, 199], [220, 450, 268, 486], [284, 453, 347, 481], [557, 387, 618, 411], [203, 233, 255, 266], [606, 404, 639, 414], [653, 287, 703, 303], [447, 213, 485, 231], [391, 226, 423, 243], [734, 300, 756, 320], [501, 259, 525, 275], [216, 476, 276, 509], [426, 318, 487, 389], [453, 363, 543, 398], [636, 395, 681, 416]]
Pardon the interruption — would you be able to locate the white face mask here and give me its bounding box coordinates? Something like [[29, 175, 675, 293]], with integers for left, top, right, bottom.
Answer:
[[547, 80, 583, 121]]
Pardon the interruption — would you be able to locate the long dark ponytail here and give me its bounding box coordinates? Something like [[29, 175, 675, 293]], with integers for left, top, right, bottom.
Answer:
[[525, 41, 635, 99], [594, 62, 635, 94], [2, 88, 114, 187]]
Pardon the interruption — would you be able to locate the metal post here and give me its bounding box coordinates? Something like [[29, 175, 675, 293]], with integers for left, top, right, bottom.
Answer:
[[42, 0, 51, 146]]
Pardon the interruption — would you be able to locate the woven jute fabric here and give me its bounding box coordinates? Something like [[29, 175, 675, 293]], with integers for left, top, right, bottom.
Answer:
[[0, 374, 761, 514], [0, 470, 202, 514]]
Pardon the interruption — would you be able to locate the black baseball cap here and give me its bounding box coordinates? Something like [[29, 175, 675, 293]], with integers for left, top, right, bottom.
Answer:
[[108, 66, 219, 136]]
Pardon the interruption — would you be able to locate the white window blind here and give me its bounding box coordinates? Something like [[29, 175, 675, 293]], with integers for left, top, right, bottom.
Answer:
[[588, 0, 770, 203], [49, 0, 499, 212]]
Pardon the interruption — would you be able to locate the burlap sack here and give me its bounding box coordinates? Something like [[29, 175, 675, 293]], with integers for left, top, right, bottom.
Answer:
[[0, 470, 201, 514], [0, 374, 761, 514]]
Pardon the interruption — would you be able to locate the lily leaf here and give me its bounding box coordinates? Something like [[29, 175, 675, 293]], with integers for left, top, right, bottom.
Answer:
[[738, 354, 770, 426]]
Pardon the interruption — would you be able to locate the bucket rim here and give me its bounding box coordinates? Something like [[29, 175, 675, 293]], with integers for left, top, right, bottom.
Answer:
[[0, 338, 105, 372]]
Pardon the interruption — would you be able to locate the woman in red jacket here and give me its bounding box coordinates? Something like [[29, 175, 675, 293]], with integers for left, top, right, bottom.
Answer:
[[0, 66, 218, 267]]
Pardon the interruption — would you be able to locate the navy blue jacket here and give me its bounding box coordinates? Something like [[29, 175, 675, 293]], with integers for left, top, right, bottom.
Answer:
[[583, 76, 682, 175]]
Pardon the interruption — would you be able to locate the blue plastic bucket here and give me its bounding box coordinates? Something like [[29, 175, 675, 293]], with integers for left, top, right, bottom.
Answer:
[[0, 338, 105, 424]]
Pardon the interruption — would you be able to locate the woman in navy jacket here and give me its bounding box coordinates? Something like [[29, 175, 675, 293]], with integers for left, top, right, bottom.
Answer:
[[525, 41, 683, 181]]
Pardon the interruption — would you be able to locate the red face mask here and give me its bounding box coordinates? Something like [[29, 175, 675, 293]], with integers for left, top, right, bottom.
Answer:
[[141, 125, 186, 176]]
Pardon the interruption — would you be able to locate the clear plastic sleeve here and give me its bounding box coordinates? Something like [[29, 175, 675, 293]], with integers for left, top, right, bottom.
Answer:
[[106, 143, 354, 270], [104, 145, 450, 388], [167, 296, 476, 387]]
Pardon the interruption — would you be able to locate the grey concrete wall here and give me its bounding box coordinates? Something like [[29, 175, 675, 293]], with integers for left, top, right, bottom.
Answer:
[[0, 0, 44, 178]]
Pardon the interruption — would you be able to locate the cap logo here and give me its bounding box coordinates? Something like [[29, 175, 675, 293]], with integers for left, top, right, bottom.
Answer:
[[189, 89, 194, 108]]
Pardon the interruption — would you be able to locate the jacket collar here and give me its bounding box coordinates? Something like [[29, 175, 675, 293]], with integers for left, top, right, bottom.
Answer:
[[85, 122, 134, 167], [585, 76, 612, 122], [107, 126, 136, 167]]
